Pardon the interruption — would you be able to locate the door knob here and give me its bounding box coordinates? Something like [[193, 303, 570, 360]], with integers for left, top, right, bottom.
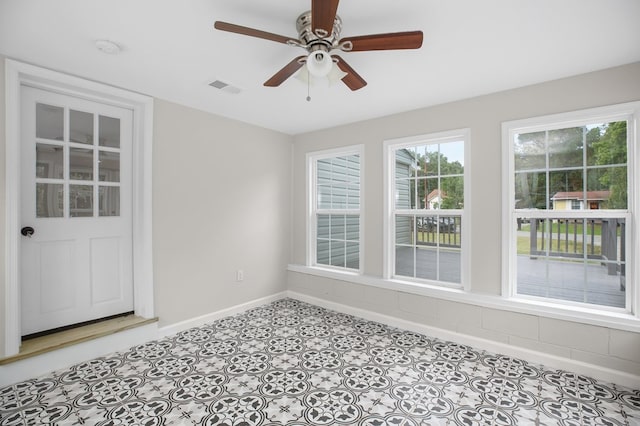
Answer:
[[21, 226, 34, 237]]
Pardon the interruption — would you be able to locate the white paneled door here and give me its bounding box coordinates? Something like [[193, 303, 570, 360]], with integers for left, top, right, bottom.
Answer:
[[20, 86, 134, 335]]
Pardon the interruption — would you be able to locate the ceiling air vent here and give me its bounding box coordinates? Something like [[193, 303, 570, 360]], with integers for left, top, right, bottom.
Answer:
[[208, 79, 242, 95]]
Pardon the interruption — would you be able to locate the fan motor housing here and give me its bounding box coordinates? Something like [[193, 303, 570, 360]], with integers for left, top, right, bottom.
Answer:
[[296, 10, 342, 52]]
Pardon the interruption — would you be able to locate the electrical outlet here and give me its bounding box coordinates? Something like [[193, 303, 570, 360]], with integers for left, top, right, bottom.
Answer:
[[236, 269, 244, 282]]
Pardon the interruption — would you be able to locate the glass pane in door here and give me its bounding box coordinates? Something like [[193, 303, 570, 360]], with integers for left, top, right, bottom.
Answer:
[[70, 110, 93, 144], [36, 103, 64, 141], [70, 185, 93, 217], [99, 116, 120, 148], [36, 183, 64, 217], [36, 143, 63, 179], [99, 186, 120, 216], [99, 151, 120, 182], [70, 148, 93, 180]]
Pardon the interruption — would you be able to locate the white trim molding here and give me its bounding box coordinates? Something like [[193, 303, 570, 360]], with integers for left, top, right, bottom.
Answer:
[[3, 60, 155, 357], [157, 292, 287, 338]]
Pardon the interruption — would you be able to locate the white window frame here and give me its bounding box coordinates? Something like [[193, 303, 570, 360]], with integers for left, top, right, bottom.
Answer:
[[502, 102, 640, 316], [384, 129, 471, 290], [306, 145, 364, 273]]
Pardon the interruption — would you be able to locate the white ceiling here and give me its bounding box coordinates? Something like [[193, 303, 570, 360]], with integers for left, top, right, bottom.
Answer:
[[1, 0, 639, 135]]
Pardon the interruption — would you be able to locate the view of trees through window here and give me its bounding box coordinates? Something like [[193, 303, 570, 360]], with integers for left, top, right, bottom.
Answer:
[[514, 121, 627, 210], [399, 144, 464, 210]]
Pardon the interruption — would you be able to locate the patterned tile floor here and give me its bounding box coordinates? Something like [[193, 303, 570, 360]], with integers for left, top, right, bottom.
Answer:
[[1, 298, 639, 425]]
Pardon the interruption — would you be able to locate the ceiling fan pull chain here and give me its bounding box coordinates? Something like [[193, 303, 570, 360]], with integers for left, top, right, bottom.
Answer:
[[306, 68, 311, 102]]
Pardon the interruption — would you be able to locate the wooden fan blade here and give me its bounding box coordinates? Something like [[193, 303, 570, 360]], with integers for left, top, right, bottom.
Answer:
[[341, 31, 423, 51], [264, 56, 306, 87], [214, 21, 297, 45], [312, 0, 340, 36], [333, 55, 367, 91]]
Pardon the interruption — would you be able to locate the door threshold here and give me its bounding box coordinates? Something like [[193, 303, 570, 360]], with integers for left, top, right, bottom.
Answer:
[[0, 315, 158, 365]]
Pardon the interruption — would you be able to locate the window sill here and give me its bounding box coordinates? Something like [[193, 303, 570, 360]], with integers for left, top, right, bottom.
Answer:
[[287, 264, 640, 333]]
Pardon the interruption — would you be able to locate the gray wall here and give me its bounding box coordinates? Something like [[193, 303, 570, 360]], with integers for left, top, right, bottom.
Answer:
[[152, 100, 292, 326], [289, 62, 640, 376]]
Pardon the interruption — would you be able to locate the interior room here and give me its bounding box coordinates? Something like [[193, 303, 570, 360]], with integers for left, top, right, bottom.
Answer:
[[1, 0, 639, 424]]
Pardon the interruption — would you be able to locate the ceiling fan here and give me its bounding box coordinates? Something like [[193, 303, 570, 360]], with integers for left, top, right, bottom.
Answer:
[[214, 0, 423, 91]]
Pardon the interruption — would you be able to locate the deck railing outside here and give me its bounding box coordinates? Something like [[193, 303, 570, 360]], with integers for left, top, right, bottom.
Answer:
[[526, 217, 625, 289], [415, 216, 461, 248]]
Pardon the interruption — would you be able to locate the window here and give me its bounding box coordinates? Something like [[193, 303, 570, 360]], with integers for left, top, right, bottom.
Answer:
[[308, 146, 362, 271], [503, 103, 639, 313], [385, 130, 469, 287]]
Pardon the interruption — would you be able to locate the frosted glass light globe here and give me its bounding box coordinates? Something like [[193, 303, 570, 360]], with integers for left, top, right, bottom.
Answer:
[[306, 51, 332, 77]]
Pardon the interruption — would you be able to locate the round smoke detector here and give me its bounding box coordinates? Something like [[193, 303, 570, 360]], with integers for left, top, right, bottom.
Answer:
[[95, 40, 121, 54]]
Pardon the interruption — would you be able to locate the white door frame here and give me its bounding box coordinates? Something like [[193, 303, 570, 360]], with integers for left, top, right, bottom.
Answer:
[[4, 59, 154, 357]]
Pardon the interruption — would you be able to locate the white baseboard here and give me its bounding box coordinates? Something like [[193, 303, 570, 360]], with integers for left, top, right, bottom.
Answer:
[[157, 292, 287, 338], [287, 290, 640, 390]]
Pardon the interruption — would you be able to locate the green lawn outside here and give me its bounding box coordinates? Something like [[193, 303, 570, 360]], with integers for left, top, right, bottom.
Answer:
[[517, 236, 601, 256], [520, 221, 623, 237]]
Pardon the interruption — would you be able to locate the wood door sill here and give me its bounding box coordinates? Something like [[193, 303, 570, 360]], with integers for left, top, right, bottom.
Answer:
[[0, 315, 158, 365]]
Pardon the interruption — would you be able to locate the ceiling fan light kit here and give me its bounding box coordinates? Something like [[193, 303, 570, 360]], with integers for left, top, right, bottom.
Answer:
[[214, 0, 423, 91], [306, 50, 332, 77], [295, 63, 347, 86]]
